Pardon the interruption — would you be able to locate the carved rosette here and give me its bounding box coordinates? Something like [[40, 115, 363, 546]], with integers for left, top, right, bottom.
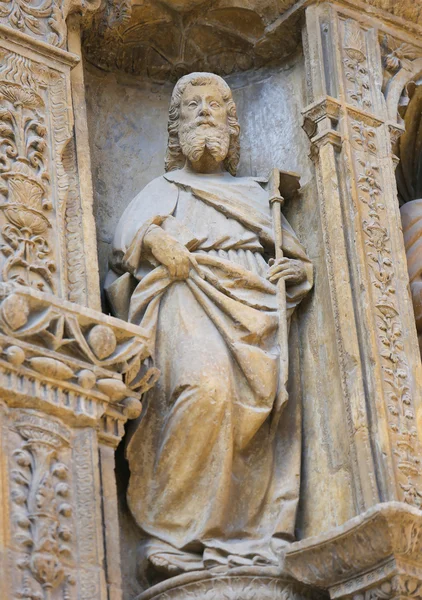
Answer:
[[9, 410, 74, 600]]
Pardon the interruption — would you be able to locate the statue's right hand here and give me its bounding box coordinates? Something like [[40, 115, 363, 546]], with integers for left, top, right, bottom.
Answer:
[[143, 226, 199, 280]]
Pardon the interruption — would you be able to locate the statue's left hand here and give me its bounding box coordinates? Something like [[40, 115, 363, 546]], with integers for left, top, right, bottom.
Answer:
[[267, 257, 306, 285]]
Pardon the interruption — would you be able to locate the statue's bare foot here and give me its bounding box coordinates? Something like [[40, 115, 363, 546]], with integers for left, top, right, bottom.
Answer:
[[150, 553, 183, 575]]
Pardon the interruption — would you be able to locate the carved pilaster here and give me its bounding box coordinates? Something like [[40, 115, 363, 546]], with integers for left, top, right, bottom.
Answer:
[[303, 2, 422, 511], [0, 281, 157, 599]]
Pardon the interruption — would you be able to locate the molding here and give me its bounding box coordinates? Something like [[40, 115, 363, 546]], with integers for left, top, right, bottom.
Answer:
[[0, 282, 159, 427], [0, 23, 79, 66], [284, 502, 422, 595]]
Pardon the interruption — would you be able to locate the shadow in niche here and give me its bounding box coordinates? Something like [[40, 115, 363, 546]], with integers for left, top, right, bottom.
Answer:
[[115, 421, 169, 598], [115, 424, 148, 598]]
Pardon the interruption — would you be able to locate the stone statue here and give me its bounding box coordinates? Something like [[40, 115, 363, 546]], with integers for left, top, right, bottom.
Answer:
[[106, 72, 313, 578]]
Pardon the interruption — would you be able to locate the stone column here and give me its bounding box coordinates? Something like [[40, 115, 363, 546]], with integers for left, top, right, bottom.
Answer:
[[0, 4, 159, 600], [284, 3, 422, 598], [302, 0, 422, 512]]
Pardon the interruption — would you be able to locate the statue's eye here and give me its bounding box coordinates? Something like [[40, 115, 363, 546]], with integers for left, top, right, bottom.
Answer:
[[188, 101, 198, 109], [210, 101, 220, 108]]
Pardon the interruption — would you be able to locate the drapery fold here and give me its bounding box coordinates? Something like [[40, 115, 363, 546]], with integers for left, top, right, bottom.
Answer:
[[106, 170, 312, 571]]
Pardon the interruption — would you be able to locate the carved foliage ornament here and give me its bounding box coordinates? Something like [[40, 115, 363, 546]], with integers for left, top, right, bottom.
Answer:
[[0, 49, 92, 305], [342, 19, 372, 110], [140, 575, 322, 600], [0, 0, 66, 47], [0, 0, 102, 48], [352, 575, 422, 600], [380, 35, 422, 122], [0, 52, 57, 293], [10, 411, 74, 600], [350, 118, 422, 505]]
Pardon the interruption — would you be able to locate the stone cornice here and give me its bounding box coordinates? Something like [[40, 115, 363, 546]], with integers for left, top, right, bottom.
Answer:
[[0, 282, 159, 429], [284, 502, 422, 595], [0, 22, 79, 66]]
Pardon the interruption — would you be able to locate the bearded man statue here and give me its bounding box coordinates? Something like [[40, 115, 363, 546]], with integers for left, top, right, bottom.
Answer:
[[106, 72, 313, 578]]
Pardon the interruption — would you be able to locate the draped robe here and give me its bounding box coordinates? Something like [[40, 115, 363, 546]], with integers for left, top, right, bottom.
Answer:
[[106, 168, 313, 572]]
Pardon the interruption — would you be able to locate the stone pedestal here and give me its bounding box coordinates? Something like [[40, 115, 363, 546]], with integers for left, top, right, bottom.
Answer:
[[134, 569, 325, 600], [285, 502, 422, 600]]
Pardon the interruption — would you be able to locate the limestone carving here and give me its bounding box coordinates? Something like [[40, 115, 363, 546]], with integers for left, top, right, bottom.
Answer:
[[82, 0, 302, 80], [0, 48, 91, 302], [351, 576, 422, 600], [349, 116, 422, 506], [0, 0, 102, 48], [380, 34, 422, 122], [107, 72, 313, 582], [0, 0, 67, 47], [10, 410, 74, 600], [397, 84, 422, 356], [0, 281, 157, 397], [135, 571, 324, 600], [284, 503, 422, 598], [342, 19, 371, 109], [0, 52, 57, 293], [400, 200, 422, 350]]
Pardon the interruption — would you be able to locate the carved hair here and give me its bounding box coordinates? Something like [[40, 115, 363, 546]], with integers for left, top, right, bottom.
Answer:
[[165, 72, 241, 176]]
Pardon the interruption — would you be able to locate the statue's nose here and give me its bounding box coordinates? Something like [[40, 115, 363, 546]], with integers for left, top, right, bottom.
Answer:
[[198, 104, 211, 116]]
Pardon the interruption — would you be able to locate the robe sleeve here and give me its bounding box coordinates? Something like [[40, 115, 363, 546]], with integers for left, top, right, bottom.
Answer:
[[109, 176, 180, 275], [280, 213, 314, 309]]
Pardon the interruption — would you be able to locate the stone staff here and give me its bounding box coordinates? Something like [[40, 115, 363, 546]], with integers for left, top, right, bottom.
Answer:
[[268, 168, 301, 436]]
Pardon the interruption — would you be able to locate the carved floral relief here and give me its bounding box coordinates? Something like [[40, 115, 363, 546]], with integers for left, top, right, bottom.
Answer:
[[342, 19, 372, 110], [0, 52, 58, 294], [350, 117, 422, 506], [0, 0, 67, 48], [10, 410, 75, 600], [0, 47, 93, 304]]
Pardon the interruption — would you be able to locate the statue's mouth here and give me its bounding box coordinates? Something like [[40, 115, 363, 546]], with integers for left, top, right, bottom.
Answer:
[[195, 119, 215, 127]]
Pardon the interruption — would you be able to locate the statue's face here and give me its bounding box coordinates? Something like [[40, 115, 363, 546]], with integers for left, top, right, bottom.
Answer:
[[178, 82, 231, 166], [180, 83, 228, 131]]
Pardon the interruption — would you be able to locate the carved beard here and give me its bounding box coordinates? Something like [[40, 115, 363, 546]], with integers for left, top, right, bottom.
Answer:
[[178, 120, 231, 165]]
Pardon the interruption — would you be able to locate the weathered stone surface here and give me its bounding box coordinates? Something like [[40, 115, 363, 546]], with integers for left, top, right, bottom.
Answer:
[[81, 0, 422, 82], [0, 1, 422, 600], [134, 569, 326, 600], [107, 71, 313, 583], [284, 502, 422, 599]]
